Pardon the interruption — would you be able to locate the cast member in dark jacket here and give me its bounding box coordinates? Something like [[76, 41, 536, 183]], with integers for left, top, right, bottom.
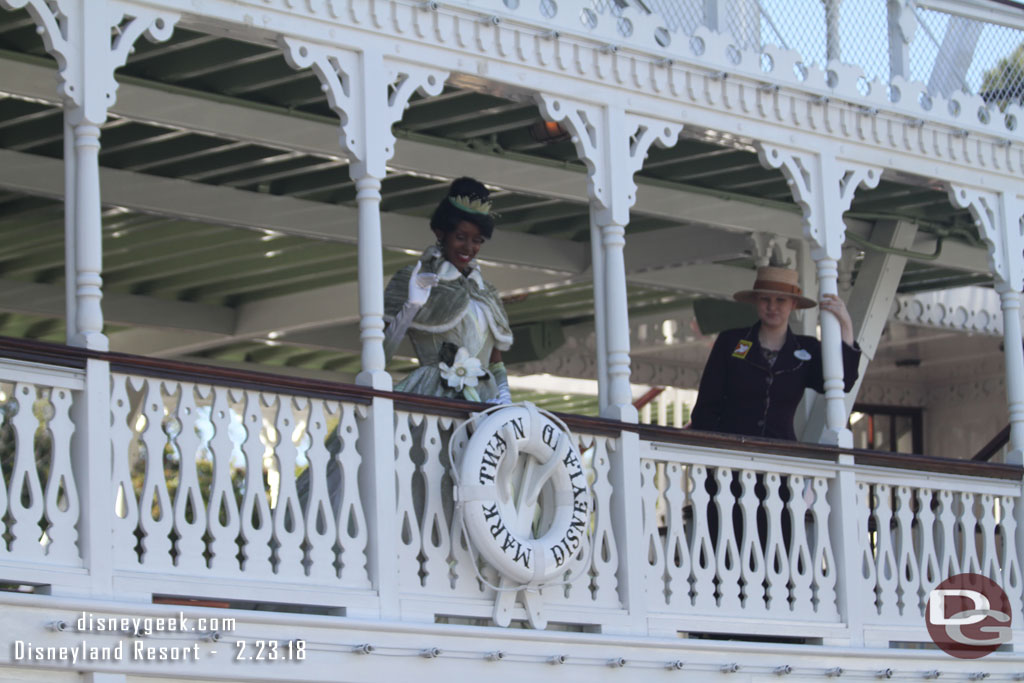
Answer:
[[690, 266, 861, 441]]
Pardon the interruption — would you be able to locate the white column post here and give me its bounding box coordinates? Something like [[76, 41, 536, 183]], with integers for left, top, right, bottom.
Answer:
[[601, 215, 634, 421], [949, 185, 1024, 462], [70, 117, 106, 350], [590, 218, 609, 413], [826, 460, 868, 646], [8, 0, 177, 350], [536, 95, 680, 423], [282, 39, 446, 619], [814, 254, 852, 444], [757, 145, 880, 447], [802, 220, 918, 443], [283, 40, 445, 391], [535, 95, 678, 635], [353, 170, 388, 388], [63, 116, 77, 343], [10, 0, 177, 596], [999, 284, 1024, 463]]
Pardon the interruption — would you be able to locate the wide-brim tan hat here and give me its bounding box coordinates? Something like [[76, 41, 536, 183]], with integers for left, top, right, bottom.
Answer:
[[733, 266, 817, 309]]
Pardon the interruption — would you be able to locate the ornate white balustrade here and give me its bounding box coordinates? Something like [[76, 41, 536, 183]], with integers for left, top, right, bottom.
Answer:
[[0, 343, 1022, 652], [855, 470, 1023, 641], [639, 444, 841, 640], [106, 372, 374, 609], [0, 360, 83, 584]]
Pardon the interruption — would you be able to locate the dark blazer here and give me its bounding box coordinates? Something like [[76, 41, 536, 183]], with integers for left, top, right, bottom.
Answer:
[[690, 322, 861, 441]]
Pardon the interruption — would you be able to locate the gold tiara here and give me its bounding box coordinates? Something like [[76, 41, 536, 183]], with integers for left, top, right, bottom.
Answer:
[[448, 194, 492, 215]]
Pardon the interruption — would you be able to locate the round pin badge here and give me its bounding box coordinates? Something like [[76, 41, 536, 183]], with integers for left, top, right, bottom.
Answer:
[[794, 349, 812, 361]]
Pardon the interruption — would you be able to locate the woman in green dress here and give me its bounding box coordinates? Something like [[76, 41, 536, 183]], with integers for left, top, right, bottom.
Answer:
[[383, 177, 513, 403]]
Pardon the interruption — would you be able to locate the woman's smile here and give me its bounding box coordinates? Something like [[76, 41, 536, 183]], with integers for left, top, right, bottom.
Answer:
[[437, 220, 485, 274]]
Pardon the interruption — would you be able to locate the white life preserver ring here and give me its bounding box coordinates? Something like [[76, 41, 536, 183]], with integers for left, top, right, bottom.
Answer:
[[455, 403, 591, 587]]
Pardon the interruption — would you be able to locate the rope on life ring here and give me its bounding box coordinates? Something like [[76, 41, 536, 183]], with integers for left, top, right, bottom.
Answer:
[[449, 402, 593, 589]]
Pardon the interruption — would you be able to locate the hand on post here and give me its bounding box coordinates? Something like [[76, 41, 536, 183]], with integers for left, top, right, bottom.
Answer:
[[819, 293, 854, 345]]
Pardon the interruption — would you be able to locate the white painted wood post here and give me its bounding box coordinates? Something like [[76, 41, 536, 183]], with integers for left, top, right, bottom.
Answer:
[[63, 116, 77, 343], [4, 0, 163, 592], [999, 284, 1024, 464], [282, 39, 446, 617], [534, 95, 679, 634], [70, 117, 106, 351], [757, 145, 880, 447], [887, 0, 914, 80], [802, 221, 918, 443], [813, 255, 852, 445], [948, 186, 1024, 462], [282, 40, 445, 391], [826, 460, 868, 646], [353, 172, 389, 389], [15, 0, 177, 595], [535, 95, 679, 423], [600, 215, 636, 422], [70, 359, 113, 596], [590, 218, 609, 413]]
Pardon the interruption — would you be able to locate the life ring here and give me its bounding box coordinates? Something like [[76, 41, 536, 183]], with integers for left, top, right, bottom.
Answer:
[[455, 403, 591, 586]]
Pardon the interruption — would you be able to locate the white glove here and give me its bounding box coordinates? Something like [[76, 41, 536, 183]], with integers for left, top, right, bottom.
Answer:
[[407, 260, 438, 307]]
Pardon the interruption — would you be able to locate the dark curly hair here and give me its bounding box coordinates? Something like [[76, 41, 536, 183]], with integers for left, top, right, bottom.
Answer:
[[430, 176, 495, 239]]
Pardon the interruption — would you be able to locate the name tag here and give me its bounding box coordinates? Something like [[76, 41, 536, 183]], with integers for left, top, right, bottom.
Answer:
[[794, 349, 812, 361], [732, 340, 753, 359]]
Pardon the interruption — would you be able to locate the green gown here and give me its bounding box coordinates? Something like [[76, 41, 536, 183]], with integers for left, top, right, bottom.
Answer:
[[384, 246, 513, 401]]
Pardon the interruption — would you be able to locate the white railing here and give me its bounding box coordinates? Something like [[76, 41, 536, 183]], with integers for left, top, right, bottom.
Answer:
[[106, 370, 374, 609], [0, 345, 1021, 649], [0, 360, 84, 583], [855, 471, 1023, 635], [640, 442, 842, 639]]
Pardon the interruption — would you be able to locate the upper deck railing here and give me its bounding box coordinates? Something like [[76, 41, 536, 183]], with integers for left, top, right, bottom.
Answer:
[[0, 336, 1020, 648]]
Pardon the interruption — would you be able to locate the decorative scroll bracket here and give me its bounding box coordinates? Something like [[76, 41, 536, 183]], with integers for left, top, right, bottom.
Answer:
[[948, 184, 1024, 294], [535, 94, 680, 227], [1, 0, 178, 124], [756, 144, 881, 262], [282, 38, 447, 179], [949, 184, 1024, 463]]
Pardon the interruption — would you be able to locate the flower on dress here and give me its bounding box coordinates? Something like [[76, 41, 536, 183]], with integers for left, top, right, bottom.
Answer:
[[439, 346, 485, 395]]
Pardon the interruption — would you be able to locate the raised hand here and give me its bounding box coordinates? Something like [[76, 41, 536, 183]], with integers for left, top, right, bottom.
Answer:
[[407, 260, 438, 306]]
